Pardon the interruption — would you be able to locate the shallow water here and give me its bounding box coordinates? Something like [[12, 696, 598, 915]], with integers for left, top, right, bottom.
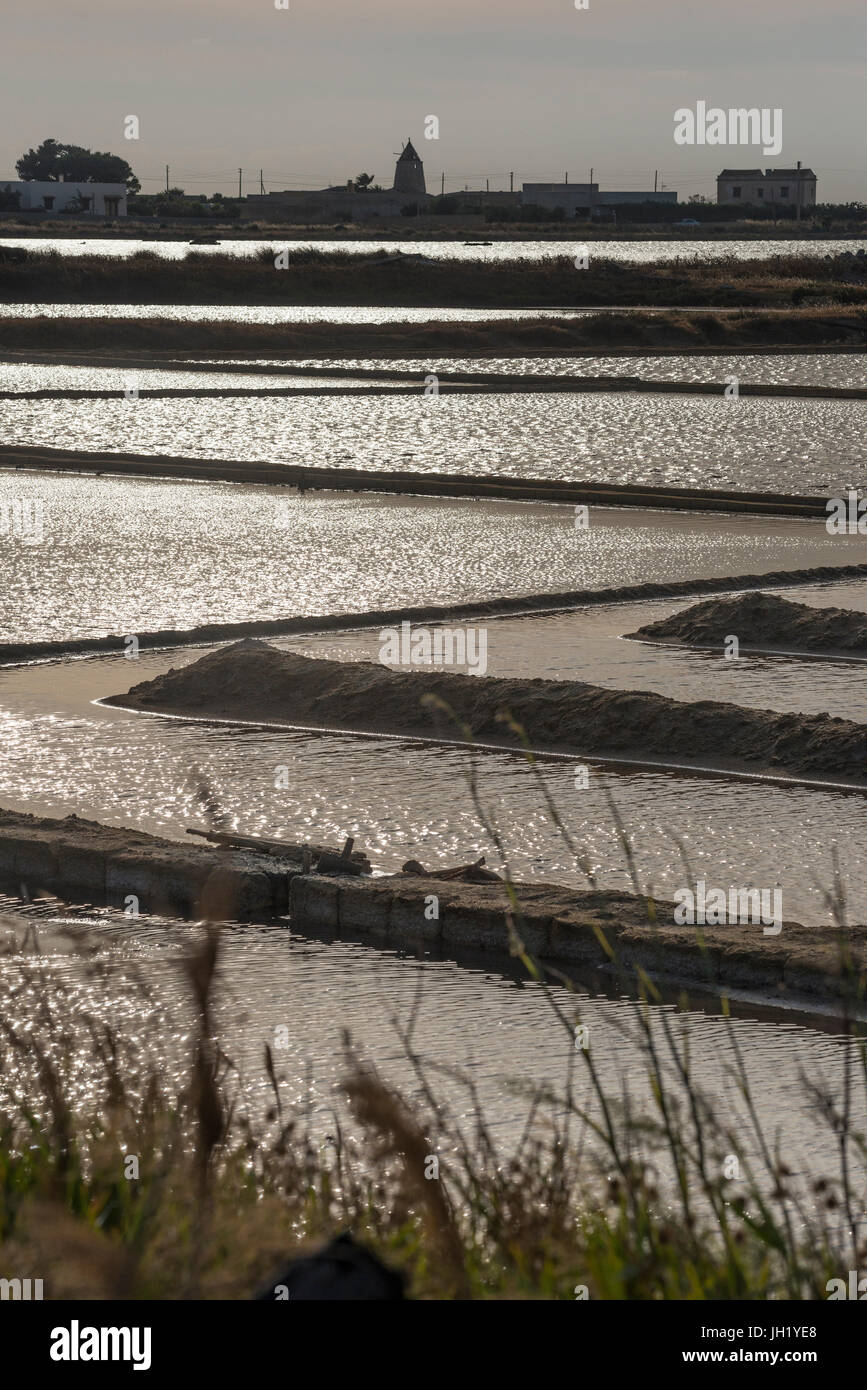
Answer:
[[1, 649, 866, 927], [0, 363, 406, 393], [0, 890, 862, 1208], [3, 354, 864, 393], [2, 235, 863, 262], [2, 278, 866, 1192], [2, 471, 865, 644], [0, 893, 862, 1191], [0, 302, 594, 324], [277, 579, 867, 723], [1, 392, 863, 494], [274, 353, 867, 390]]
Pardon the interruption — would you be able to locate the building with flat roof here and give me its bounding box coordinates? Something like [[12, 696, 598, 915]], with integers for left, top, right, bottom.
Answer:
[[522, 182, 597, 214], [596, 190, 677, 205], [522, 183, 677, 215], [0, 180, 127, 216]]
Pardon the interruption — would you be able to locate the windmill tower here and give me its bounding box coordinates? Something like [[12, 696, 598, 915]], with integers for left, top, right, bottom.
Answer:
[[392, 139, 427, 198]]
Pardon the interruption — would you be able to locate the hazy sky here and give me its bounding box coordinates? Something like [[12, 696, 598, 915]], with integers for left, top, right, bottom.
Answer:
[[3, 0, 865, 201]]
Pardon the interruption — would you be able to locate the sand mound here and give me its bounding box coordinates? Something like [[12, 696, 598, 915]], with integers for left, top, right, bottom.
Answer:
[[628, 591, 867, 656], [106, 639, 867, 784]]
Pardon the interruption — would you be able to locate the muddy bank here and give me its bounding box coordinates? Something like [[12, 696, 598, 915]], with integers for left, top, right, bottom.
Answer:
[[0, 807, 863, 1002], [3, 344, 865, 373], [0, 443, 830, 517], [630, 591, 867, 657], [1, 309, 865, 356], [5, 562, 867, 668], [106, 640, 867, 785], [4, 375, 865, 401]]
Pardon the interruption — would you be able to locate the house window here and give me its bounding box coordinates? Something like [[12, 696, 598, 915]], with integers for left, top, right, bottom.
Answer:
[[780, 186, 789, 198], [42, 196, 54, 209], [756, 187, 764, 198], [104, 197, 120, 216], [731, 186, 741, 198], [80, 196, 92, 210]]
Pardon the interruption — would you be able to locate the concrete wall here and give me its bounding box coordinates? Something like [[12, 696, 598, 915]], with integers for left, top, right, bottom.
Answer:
[[0, 811, 859, 1001], [0, 816, 290, 920]]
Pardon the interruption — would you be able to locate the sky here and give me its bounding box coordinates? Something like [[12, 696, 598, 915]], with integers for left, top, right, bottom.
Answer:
[[3, 0, 865, 202]]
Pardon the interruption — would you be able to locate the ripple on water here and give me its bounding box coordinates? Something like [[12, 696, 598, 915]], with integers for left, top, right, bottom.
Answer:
[[275, 578, 867, 723], [2, 354, 863, 393], [0, 392, 862, 495], [1, 650, 866, 926], [227, 353, 867, 391], [0, 900, 862, 1190], [2, 472, 864, 644], [1, 235, 863, 261]]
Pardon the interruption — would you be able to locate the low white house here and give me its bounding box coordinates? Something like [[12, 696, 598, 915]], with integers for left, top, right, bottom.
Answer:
[[0, 180, 127, 216], [716, 167, 816, 209]]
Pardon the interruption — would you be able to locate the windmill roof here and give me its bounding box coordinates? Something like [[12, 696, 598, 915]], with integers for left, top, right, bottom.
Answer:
[[398, 140, 421, 162]]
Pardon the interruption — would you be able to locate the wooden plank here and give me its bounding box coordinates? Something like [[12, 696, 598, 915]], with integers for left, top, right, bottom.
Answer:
[[186, 826, 369, 866]]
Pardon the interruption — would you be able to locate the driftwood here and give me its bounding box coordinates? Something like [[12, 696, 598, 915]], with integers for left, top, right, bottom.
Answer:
[[314, 837, 369, 877], [186, 827, 371, 873], [401, 855, 502, 883]]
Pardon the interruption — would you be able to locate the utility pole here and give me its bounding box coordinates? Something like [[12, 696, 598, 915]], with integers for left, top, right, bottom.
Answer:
[[441, 172, 445, 196], [510, 171, 514, 192], [165, 165, 169, 193], [654, 169, 658, 192], [259, 169, 264, 195], [565, 172, 568, 185], [238, 168, 242, 199], [486, 178, 489, 193]]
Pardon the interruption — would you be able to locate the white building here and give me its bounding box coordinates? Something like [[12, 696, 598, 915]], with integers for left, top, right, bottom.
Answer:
[[716, 167, 816, 209], [0, 180, 127, 216]]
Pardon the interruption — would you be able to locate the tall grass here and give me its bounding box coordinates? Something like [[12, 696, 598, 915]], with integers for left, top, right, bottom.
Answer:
[[0, 248, 865, 310], [0, 308, 863, 359], [1, 733, 865, 1300]]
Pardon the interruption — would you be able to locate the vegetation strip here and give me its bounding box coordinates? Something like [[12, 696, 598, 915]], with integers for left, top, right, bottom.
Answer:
[[1, 248, 865, 310], [0, 307, 864, 355]]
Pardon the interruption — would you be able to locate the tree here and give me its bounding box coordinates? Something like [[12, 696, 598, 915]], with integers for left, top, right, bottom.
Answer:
[[15, 139, 140, 193], [353, 173, 375, 192]]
